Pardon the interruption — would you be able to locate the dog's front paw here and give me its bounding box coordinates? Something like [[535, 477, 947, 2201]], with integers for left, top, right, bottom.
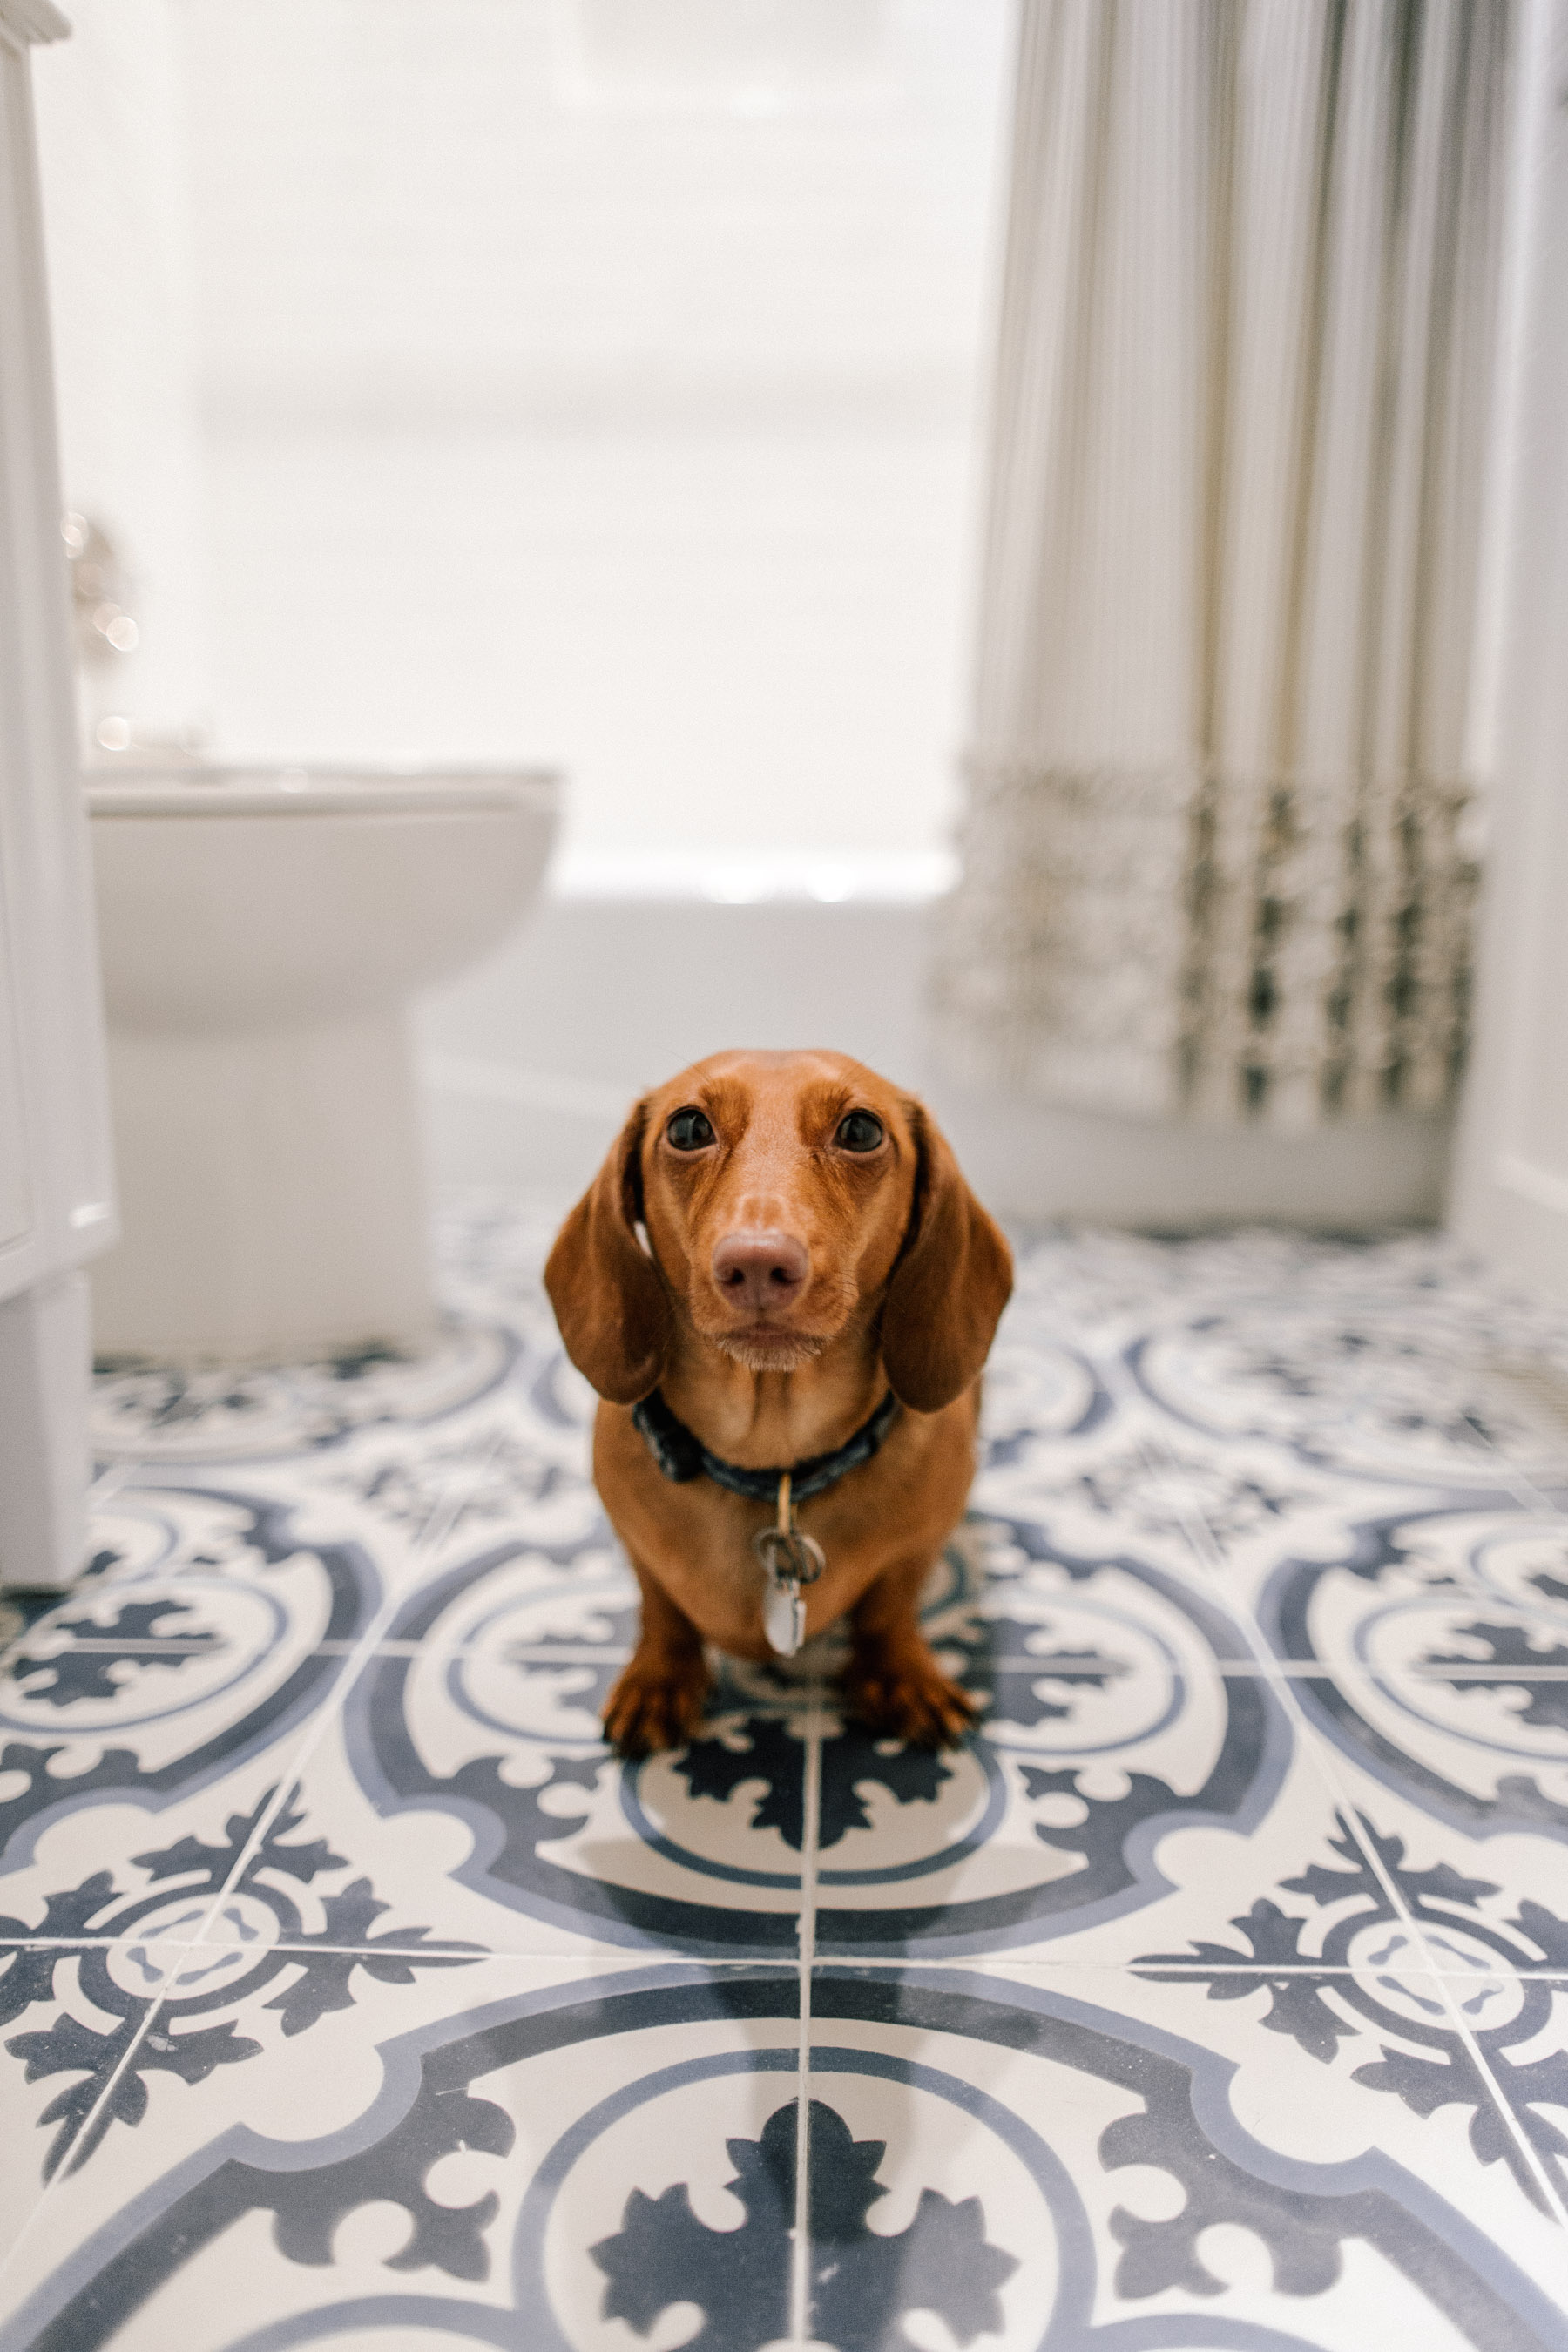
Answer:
[[602, 1656, 711, 1758], [843, 1649, 977, 1750]]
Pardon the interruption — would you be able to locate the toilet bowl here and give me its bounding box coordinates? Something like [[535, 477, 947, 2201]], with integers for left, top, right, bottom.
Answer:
[[87, 764, 558, 1362]]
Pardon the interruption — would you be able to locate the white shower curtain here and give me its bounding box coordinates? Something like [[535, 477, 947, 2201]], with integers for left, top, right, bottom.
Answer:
[[936, 0, 1513, 1124]]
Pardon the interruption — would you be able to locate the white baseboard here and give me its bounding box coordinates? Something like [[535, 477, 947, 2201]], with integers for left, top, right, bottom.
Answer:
[[416, 892, 1452, 1226]]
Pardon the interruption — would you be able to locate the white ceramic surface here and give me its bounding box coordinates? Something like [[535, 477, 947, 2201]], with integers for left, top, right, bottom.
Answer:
[[87, 764, 558, 1362], [0, 5, 116, 1592]]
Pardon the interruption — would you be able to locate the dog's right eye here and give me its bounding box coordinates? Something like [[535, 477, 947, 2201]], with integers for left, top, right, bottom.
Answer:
[[666, 1107, 715, 1151]]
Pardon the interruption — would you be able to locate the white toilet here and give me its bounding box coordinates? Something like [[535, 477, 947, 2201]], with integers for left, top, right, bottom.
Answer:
[[86, 764, 558, 1362]]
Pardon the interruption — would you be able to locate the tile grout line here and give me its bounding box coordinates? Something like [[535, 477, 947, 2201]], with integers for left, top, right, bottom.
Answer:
[[183, 1429, 508, 1952], [0, 1986, 173, 2305], [3, 1931, 1561, 1983], [0, 1441, 499, 2289], [1175, 1501, 1568, 2227], [21, 1249, 1565, 2308], [1, 1420, 523, 2295], [790, 1673, 823, 2351], [1265, 1389, 1568, 2234], [996, 1275, 1568, 2213], [3, 1308, 525, 2303], [1088, 1347, 1568, 2235], [33, 1638, 1568, 1680]]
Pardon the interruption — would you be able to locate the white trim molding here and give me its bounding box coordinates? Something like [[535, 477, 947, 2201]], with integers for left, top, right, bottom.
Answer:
[[0, 3, 115, 1585], [1451, 0, 1568, 1293]]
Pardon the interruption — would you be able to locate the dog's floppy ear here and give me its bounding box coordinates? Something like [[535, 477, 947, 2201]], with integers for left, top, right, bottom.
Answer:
[[544, 1098, 671, 1403], [879, 1102, 1012, 1413]]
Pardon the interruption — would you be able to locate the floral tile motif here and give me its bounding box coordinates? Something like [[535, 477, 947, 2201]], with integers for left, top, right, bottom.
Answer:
[[0, 1490, 373, 1889], [1255, 1501, 1568, 1841], [809, 1532, 1292, 1961], [974, 1390, 1325, 1611], [326, 1519, 1294, 1965], [804, 1966, 1567, 2350], [1130, 1803, 1568, 2217], [90, 1321, 519, 1466], [335, 1623, 818, 1960], [5, 1207, 1568, 2346], [0, 1779, 478, 2179], [0, 1959, 800, 2352], [1125, 1268, 1568, 1494]]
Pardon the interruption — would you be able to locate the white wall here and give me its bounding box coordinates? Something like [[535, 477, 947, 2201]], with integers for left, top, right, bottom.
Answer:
[[31, 0, 210, 742], [166, 0, 1010, 863]]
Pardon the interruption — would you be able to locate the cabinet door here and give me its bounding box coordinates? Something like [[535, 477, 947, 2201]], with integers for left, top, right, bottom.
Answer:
[[0, 2, 116, 1304], [1451, 0, 1568, 1287]]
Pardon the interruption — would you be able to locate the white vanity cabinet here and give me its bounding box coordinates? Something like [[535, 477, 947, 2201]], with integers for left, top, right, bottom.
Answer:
[[0, 0, 118, 1588]]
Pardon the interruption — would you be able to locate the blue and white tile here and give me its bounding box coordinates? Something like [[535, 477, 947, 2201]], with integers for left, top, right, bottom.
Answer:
[[0, 1740, 375, 1963], [90, 1318, 521, 1471], [1119, 1740, 1568, 2218], [10, 1208, 1568, 2348], [802, 1963, 1567, 2349], [0, 1622, 357, 1935], [974, 1308, 1331, 1617], [1112, 1247, 1568, 1497], [297, 1632, 817, 1960], [1257, 1496, 1568, 1661], [0, 1764, 492, 2273], [1136, 1472, 1538, 1643], [1267, 1733, 1568, 1987], [1253, 1503, 1568, 1846], [808, 1594, 1300, 1965], [0, 1956, 801, 2352]]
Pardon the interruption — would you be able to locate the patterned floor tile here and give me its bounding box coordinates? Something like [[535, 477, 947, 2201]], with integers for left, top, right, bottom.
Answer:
[[10, 1206, 1568, 2345], [0, 1943, 113, 2276], [799, 1963, 1567, 2349], [307, 1635, 819, 1960], [1287, 1646, 1568, 1849], [89, 1321, 520, 1470], [0, 1624, 355, 1930], [1132, 1301, 1564, 1493], [1252, 1483, 1568, 1639], [975, 1371, 1294, 1610], [0, 1742, 383, 1969], [1253, 1502, 1568, 1851], [1121, 1737, 1568, 2219], [0, 1957, 801, 2352], [810, 1544, 1312, 1964], [0, 1530, 363, 1820], [1258, 1734, 1568, 1997]]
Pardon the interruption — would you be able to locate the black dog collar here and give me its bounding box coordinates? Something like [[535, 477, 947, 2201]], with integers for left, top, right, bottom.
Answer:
[[631, 1385, 900, 1505]]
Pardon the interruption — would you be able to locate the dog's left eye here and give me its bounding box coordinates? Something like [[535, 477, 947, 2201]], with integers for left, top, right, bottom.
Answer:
[[835, 1112, 884, 1152], [666, 1107, 715, 1150]]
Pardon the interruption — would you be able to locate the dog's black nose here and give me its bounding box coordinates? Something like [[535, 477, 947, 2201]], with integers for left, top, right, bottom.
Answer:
[[712, 1231, 809, 1313]]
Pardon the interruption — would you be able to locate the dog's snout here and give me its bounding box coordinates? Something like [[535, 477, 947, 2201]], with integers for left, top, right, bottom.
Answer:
[[711, 1230, 809, 1313]]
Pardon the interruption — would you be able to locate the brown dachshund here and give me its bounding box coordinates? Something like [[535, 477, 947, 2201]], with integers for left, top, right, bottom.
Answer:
[[544, 1050, 1013, 1756]]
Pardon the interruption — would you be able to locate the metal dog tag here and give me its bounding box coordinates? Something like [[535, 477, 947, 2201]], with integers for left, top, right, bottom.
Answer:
[[754, 1474, 826, 1658], [764, 1575, 807, 1658]]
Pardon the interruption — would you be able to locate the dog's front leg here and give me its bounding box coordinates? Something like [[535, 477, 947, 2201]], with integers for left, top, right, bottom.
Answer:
[[601, 1556, 712, 1758], [843, 1554, 977, 1749]]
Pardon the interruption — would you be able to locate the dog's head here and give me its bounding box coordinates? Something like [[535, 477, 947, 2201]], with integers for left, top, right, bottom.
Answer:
[[544, 1049, 1012, 1413]]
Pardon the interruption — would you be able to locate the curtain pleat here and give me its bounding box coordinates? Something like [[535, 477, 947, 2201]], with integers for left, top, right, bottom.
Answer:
[[936, 0, 1512, 1124]]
